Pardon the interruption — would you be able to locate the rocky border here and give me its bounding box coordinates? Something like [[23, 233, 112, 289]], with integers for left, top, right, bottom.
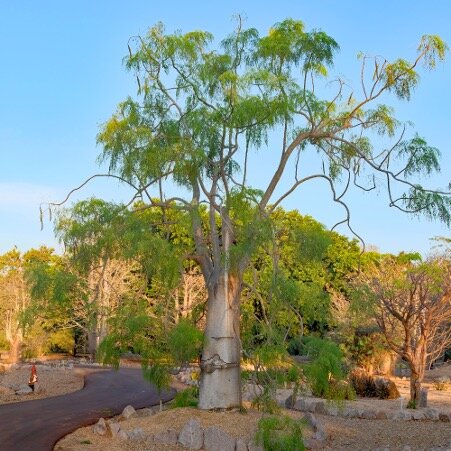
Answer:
[[279, 392, 451, 423]]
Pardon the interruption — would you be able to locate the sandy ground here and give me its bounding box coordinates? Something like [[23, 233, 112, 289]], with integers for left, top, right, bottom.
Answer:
[[0, 364, 84, 404]]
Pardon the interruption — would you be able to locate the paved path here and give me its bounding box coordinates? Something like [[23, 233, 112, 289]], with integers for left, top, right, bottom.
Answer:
[[0, 367, 175, 451]]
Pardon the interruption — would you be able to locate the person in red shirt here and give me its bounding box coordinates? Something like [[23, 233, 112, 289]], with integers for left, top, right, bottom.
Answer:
[[28, 364, 38, 392]]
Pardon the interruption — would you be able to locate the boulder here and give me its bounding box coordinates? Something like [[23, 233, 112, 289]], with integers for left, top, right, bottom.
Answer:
[[303, 412, 318, 429], [117, 430, 129, 441], [137, 408, 154, 417], [247, 441, 264, 451], [314, 401, 327, 415], [108, 422, 121, 437], [204, 426, 236, 451], [153, 428, 178, 445], [121, 405, 137, 420], [424, 408, 440, 421], [361, 410, 377, 420], [235, 437, 248, 451], [313, 423, 327, 442], [127, 428, 146, 441], [92, 418, 108, 436], [15, 386, 33, 395], [292, 398, 308, 411], [375, 410, 388, 420], [178, 418, 203, 450]]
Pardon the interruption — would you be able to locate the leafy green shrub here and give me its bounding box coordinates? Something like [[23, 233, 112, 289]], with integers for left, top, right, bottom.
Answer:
[[327, 380, 356, 401], [302, 337, 345, 398], [251, 388, 281, 414], [171, 387, 198, 408], [167, 319, 203, 367], [256, 415, 304, 451], [407, 399, 417, 409]]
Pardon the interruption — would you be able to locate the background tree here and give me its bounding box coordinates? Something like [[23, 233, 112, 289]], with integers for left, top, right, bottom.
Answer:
[[361, 255, 451, 405], [50, 18, 450, 409], [0, 247, 57, 362]]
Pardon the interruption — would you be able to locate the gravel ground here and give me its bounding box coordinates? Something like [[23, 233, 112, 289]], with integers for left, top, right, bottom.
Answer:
[[0, 364, 84, 404], [55, 405, 451, 451]]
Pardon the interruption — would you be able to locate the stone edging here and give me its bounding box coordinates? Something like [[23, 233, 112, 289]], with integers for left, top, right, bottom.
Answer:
[[285, 396, 451, 422]]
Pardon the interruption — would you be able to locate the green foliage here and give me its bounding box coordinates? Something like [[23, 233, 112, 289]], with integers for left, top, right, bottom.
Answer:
[[171, 387, 199, 408], [167, 319, 203, 367], [406, 399, 417, 409], [302, 337, 345, 398], [142, 362, 171, 395], [255, 415, 305, 451]]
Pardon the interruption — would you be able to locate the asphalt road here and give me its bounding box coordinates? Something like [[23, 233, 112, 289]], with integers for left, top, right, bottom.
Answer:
[[0, 367, 175, 451]]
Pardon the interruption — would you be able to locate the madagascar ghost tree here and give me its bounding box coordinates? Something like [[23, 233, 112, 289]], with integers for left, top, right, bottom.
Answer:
[[53, 19, 450, 408]]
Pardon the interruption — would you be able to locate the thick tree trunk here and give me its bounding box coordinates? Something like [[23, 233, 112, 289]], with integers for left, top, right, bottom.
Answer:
[[198, 271, 242, 409]]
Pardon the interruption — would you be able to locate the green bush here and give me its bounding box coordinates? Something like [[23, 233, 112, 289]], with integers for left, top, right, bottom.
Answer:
[[171, 387, 198, 408], [302, 337, 345, 398], [256, 415, 304, 451], [167, 319, 203, 367]]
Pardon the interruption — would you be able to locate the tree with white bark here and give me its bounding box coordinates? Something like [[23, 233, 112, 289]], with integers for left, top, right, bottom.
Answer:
[[47, 18, 450, 409]]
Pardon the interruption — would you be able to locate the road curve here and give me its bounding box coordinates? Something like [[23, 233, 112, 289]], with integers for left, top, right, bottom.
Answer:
[[0, 367, 175, 451]]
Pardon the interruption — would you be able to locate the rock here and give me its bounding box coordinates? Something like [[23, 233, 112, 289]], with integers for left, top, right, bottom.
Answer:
[[92, 418, 108, 436], [402, 446, 411, 451], [392, 411, 409, 420], [292, 398, 308, 411], [236, 437, 248, 451], [412, 411, 425, 421], [16, 385, 33, 395], [276, 389, 293, 407], [108, 422, 121, 437], [313, 424, 327, 441], [361, 409, 377, 420], [303, 412, 318, 429], [424, 408, 440, 420], [344, 408, 358, 418], [121, 404, 137, 420], [247, 441, 264, 451], [137, 407, 154, 417], [127, 427, 146, 441], [418, 388, 428, 408], [204, 426, 235, 451], [178, 418, 203, 450], [314, 401, 327, 415], [375, 410, 388, 420], [153, 428, 178, 445], [117, 430, 129, 440], [439, 413, 450, 422]]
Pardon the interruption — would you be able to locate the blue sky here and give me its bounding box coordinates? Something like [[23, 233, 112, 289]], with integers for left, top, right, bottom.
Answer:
[[0, 1, 449, 256]]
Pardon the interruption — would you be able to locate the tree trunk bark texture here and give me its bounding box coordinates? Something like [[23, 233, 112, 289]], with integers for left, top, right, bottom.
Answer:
[[198, 271, 241, 409]]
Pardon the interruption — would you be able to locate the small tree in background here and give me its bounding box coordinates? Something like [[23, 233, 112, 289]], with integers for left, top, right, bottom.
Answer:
[[361, 255, 451, 405]]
